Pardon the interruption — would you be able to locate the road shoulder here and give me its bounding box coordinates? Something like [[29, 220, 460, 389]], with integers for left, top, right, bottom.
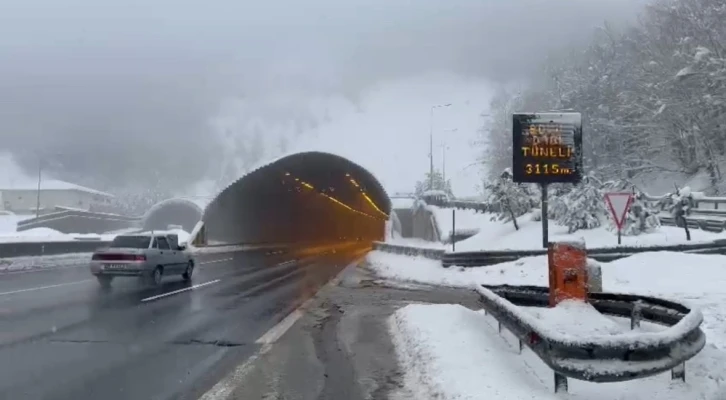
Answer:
[[211, 261, 481, 400]]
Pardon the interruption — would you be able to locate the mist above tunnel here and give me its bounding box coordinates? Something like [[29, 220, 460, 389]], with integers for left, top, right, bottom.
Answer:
[[202, 151, 391, 245]]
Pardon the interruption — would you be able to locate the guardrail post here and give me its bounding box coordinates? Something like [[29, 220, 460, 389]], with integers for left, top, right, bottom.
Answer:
[[586, 262, 602, 292], [554, 372, 568, 393], [631, 301, 643, 330], [671, 362, 686, 381]]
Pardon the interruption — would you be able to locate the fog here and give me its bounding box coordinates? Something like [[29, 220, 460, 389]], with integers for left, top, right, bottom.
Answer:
[[0, 0, 645, 197]]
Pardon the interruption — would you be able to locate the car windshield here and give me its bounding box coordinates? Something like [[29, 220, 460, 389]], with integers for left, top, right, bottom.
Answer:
[[110, 235, 150, 249]]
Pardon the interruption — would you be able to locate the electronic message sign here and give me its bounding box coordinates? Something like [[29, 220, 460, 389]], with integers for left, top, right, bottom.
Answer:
[[512, 112, 583, 184]]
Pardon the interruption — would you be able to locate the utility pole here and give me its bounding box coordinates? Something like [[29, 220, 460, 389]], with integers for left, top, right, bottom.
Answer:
[[429, 103, 452, 190]]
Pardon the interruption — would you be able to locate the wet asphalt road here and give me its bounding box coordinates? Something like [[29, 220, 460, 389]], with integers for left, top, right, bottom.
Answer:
[[0, 246, 366, 400]]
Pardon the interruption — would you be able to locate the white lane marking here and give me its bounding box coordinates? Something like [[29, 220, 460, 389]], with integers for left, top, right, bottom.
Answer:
[[140, 279, 221, 302], [199, 258, 233, 266], [255, 309, 304, 345], [276, 260, 296, 267], [197, 255, 364, 400], [254, 256, 357, 345], [197, 344, 273, 400], [0, 279, 94, 296]]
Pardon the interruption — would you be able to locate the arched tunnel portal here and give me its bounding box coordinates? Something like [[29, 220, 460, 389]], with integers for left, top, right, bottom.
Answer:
[[201, 151, 392, 246], [142, 197, 208, 233]]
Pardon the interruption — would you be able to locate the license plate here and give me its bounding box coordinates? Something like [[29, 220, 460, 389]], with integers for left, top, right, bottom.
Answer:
[[105, 264, 126, 270]]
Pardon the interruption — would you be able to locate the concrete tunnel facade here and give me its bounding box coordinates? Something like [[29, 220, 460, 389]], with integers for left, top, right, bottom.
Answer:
[[142, 197, 211, 233], [200, 151, 392, 245]]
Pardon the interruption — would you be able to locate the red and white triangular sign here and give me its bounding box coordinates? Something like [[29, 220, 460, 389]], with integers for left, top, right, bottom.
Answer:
[[604, 192, 634, 230]]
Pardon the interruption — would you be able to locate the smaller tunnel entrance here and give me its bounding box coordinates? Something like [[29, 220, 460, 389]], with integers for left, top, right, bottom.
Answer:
[[142, 198, 206, 233], [202, 152, 391, 246]]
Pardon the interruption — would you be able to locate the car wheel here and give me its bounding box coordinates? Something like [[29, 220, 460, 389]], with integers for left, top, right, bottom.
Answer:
[[150, 266, 163, 286], [182, 261, 194, 281], [97, 276, 113, 288]]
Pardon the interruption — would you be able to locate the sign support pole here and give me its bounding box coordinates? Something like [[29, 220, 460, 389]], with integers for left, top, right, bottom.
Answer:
[[541, 183, 549, 249], [452, 209, 456, 252]]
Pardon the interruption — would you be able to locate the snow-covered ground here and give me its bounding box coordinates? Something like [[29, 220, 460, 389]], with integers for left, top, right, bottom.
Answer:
[[0, 227, 116, 243], [428, 206, 491, 242], [370, 250, 726, 399], [0, 213, 191, 246], [0, 214, 34, 233], [384, 237, 445, 250], [446, 212, 725, 252], [0, 252, 92, 273]]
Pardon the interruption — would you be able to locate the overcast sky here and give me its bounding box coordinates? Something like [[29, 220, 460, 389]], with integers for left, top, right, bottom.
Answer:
[[0, 0, 646, 194]]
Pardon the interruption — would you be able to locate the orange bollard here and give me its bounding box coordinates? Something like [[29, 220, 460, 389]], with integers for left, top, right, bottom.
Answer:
[[548, 241, 588, 307]]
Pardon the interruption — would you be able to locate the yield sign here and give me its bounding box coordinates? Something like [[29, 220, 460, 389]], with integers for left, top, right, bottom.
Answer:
[[605, 192, 634, 230]]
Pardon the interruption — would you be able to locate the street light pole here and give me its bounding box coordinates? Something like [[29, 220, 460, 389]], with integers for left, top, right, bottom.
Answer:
[[35, 158, 42, 217], [440, 128, 457, 183], [429, 103, 452, 190], [429, 107, 434, 189]]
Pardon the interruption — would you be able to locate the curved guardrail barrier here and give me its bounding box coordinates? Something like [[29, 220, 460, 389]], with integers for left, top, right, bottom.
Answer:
[[477, 284, 705, 387], [373, 240, 726, 267], [369, 241, 706, 390]]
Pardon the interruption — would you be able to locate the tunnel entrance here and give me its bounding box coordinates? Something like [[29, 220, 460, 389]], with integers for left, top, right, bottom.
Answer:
[[201, 151, 391, 245], [142, 198, 208, 233]]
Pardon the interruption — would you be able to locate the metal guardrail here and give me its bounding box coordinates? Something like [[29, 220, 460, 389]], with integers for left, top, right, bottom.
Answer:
[[477, 284, 705, 387], [426, 192, 726, 233], [0, 240, 113, 258], [370, 242, 706, 389], [374, 240, 726, 267], [372, 242, 445, 259], [443, 240, 726, 267]]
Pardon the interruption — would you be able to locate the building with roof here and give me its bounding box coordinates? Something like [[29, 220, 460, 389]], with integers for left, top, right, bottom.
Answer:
[[0, 179, 114, 215]]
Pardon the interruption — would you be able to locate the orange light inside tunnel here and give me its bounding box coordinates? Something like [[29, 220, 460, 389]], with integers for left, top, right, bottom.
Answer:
[[283, 171, 386, 221], [348, 176, 389, 219]]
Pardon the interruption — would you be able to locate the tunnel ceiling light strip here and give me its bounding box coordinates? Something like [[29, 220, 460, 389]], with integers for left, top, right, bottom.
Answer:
[[283, 171, 386, 221], [347, 176, 389, 218]]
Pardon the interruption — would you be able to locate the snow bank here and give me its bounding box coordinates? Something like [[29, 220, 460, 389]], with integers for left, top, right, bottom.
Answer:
[[0, 228, 116, 243], [453, 212, 725, 252], [391, 303, 714, 399], [0, 214, 34, 233], [0, 252, 92, 273], [476, 285, 703, 350], [389, 304, 555, 400], [366, 250, 546, 287]]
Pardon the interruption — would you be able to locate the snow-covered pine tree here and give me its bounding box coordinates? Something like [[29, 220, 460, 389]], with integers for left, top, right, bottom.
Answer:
[[553, 174, 607, 233], [618, 191, 662, 236], [485, 168, 535, 230], [660, 186, 695, 240], [547, 183, 574, 221]]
